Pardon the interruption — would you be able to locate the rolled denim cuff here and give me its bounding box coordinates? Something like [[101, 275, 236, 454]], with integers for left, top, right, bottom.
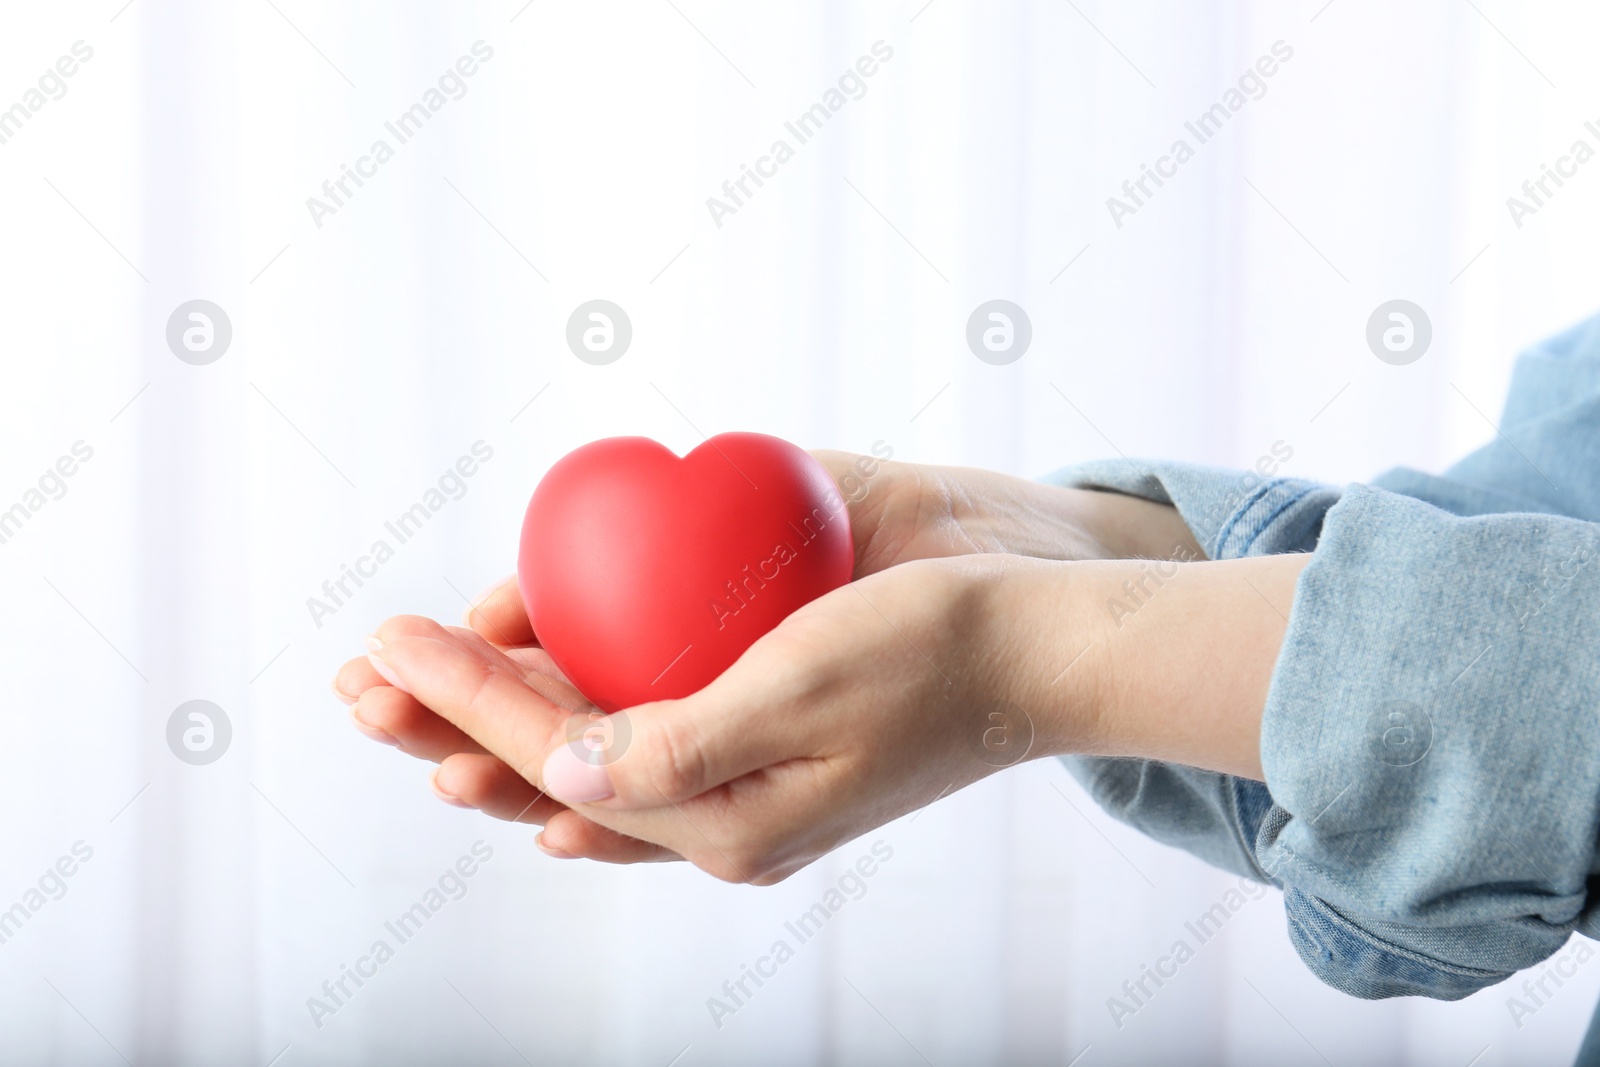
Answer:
[[1044, 456, 1335, 889], [1045, 456, 1600, 1001], [1043, 311, 1600, 1001], [1281, 889, 1508, 1000], [1257, 484, 1600, 995], [1038, 452, 1337, 559], [1374, 313, 1600, 521], [1059, 757, 1275, 883]]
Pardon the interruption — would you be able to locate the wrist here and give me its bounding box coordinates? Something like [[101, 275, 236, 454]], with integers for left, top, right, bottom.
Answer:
[[976, 552, 1307, 780], [974, 555, 1113, 760]]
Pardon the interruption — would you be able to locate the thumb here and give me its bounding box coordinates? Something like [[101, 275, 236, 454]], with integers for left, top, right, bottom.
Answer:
[[538, 678, 803, 810]]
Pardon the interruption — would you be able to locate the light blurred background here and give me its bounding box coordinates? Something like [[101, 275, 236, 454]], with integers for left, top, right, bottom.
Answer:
[[2, 0, 1598, 1063]]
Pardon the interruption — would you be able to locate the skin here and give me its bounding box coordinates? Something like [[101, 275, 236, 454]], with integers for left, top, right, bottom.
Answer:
[[333, 452, 1308, 882]]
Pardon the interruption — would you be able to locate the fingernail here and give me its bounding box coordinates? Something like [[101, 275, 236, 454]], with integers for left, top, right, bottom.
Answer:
[[536, 832, 574, 858], [462, 580, 498, 625], [541, 743, 615, 803], [429, 767, 474, 809], [330, 677, 357, 706], [364, 635, 410, 693], [349, 706, 400, 747]]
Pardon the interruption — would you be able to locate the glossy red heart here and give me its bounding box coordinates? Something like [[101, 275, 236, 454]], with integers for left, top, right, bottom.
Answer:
[[518, 433, 854, 712]]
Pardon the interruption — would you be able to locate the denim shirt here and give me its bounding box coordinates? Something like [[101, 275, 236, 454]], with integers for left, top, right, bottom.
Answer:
[[1044, 311, 1600, 1002]]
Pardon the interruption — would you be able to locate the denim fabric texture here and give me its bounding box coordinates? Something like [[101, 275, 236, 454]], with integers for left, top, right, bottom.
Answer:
[[1044, 312, 1600, 1002]]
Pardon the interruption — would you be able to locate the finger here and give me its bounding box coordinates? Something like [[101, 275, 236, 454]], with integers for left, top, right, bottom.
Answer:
[[503, 646, 574, 688], [432, 753, 680, 864], [371, 621, 569, 784], [463, 576, 538, 648], [351, 684, 489, 761], [436, 624, 588, 711], [536, 808, 682, 865], [539, 654, 812, 811], [374, 622, 730, 858], [337, 613, 491, 702], [333, 654, 387, 704], [380, 616, 809, 878], [342, 641, 573, 708], [367, 614, 581, 703], [431, 753, 567, 824]]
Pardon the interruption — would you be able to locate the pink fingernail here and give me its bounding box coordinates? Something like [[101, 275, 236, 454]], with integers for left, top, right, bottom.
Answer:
[[430, 767, 474, 809], [349, 707, 400, 747], [536, 833, 575, 858], [364, 636, 411, 693], [541, 743, 615, 803]]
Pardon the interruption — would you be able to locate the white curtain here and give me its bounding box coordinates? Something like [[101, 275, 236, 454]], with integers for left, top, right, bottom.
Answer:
[[3, 1, 1598, 1063]]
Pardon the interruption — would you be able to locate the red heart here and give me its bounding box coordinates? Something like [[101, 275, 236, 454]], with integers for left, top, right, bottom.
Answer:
[[518, 433, 854, 712]]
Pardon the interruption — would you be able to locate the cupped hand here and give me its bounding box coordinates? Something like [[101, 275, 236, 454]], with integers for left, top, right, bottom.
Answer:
[[330, 610, 570, 820], [360, 554, 1059, 881]]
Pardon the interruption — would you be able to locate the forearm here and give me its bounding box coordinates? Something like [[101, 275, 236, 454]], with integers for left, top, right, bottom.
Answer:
[[979, 552, 1311, 780]]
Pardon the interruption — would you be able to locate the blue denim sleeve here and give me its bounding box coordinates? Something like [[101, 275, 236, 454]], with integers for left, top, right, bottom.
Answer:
[[1373, 313, 1600, 519], [1043, 312, 1600, 1001], [1037, 452, 1335, 884]]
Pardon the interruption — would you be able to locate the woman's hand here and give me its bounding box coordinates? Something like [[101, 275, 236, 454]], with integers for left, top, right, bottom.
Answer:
[[360, 555, 1041, 880]]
